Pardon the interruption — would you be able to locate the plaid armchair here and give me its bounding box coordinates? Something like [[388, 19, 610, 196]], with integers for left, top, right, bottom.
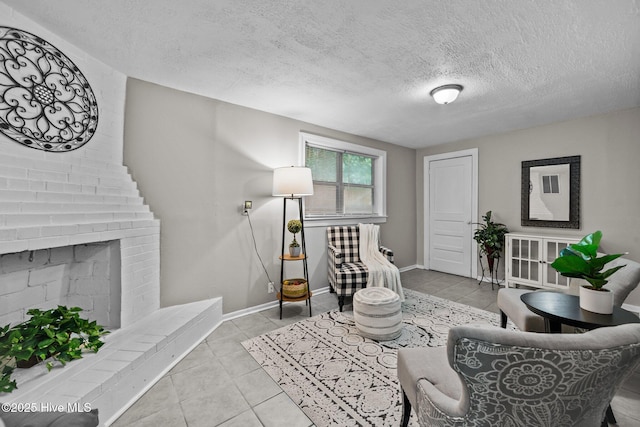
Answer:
[[327, 225, 394, 311]]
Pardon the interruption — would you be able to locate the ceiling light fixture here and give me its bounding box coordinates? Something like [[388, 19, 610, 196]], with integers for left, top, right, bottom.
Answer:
[[430, 84, 463, 105]]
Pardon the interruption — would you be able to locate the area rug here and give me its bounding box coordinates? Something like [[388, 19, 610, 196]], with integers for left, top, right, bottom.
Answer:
[[242, 289, 514, 426]]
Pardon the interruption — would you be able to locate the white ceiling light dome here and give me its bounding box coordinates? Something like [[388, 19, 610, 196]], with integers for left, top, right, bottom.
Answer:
[[430, 84, 464, 105]]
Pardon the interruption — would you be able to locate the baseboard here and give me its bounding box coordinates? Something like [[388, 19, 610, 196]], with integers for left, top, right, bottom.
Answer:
[[223, 286, 331, 321], [222, 264, 438, 321]]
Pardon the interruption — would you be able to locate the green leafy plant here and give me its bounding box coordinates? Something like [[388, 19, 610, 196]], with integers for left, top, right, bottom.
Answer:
[[0, 306, 109, 393], [287, 219, 302, 248], [473, 211, 509, 273], [550, 230, 625, 290], [0, 324, 16, 393]]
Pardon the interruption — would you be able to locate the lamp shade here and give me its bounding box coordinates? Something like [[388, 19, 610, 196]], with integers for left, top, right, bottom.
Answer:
[[272, 166, 314, 196], [430, 84, 463, 105]]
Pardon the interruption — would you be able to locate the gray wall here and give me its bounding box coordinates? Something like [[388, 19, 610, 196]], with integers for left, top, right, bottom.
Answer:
[[123, 78, 416, 313], [416, 107, 640, 305]]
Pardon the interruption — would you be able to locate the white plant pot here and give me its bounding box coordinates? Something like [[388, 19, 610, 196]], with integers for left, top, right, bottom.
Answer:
[[289, 246, 301, 257], [579, 285, 614, 314]]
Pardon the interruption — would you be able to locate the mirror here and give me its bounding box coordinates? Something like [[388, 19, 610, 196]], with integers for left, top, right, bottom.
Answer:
[[521, 156, 580, 229]]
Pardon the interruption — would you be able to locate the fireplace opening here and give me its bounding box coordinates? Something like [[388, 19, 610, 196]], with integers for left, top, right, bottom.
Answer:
[[0, 241, 121, 329]]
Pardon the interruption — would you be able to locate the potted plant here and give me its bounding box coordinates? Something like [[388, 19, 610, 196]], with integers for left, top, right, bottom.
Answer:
[[0, 305, 109, 393], [550, 230, 625, 314], [473, 211, 509, 284], [287, 219, 302, 257]]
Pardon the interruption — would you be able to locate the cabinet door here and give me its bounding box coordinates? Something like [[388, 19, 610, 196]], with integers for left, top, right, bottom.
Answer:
[[542, 239, 573, 289], [508, 237, 543, 286]]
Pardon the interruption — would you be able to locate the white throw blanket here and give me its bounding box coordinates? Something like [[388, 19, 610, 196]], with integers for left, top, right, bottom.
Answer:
[[358, 223, 405, 301]]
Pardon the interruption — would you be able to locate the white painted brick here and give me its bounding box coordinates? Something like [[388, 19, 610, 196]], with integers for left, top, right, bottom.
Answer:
[[71, 165, 101, 177], [0, 166, 28, 179], [29, 264, 68, 287], [0, 154, 33, 169], [0, 198, 16, 212], [29, 181, 46, 191], [80, 184, 97, 194], [49, 245, 74, 263], [66, 294, 94, 310], [0, 270, 29, 294], [0, 308, 25, 327], [72, 193, 104, 203], [41, 224, 79, 237], [28, 169, 68, 182], [32, 159, 72, 174], [0, 285, 45, 311], [74, 243, 110, 262], [90, 223, 109, 232], [46, 181, 66, 192], [49, 213, 88, 224], [0, 240, 29, 254], [4, 213, 51, 227], [20, 202, 64, 213], [0, 189, 37, 201], [107, 222, 121, 231], [36, 191, 73, 202], [68, 174, 99, 186], [45, 279, 70, 301], [63, 183, 83, 193], [7, 179, 29, 190], [26, 236, 70, 251], [0, 177, 7, 189], [0, 228, 17, 241], [16, 227, 41, 240]]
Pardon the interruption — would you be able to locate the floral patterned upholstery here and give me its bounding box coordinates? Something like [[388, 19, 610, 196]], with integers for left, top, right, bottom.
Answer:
[[398, 324, 640, 427]]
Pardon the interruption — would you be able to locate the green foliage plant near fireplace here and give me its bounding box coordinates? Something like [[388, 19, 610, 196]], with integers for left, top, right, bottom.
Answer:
[[0, 305, 109, 393]]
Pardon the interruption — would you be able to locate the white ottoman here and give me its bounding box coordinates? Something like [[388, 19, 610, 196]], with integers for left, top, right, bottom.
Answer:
[[353, 287, 402, 340]]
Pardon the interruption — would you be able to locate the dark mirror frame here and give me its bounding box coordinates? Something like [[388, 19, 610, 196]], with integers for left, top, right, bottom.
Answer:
[[521, 155, 580, 229]]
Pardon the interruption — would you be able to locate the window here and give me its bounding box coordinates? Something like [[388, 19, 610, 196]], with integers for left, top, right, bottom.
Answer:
[[542, 175, 560, 194], [300, 133, 386, 223]]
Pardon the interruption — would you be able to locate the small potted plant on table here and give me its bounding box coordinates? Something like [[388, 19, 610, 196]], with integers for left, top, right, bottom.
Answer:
[[287, 219, 302, 257], [551, 230, 625, 314]]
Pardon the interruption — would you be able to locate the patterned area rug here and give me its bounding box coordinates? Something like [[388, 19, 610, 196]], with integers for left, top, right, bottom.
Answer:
[[242, 289, 513, 426]]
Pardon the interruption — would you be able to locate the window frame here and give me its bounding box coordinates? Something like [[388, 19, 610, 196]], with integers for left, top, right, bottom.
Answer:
[[542, 174, 560, 194], [299, 132, 387, 226]]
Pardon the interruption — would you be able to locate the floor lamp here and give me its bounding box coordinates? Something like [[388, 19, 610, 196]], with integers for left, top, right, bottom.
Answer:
[[272, 166, 314, 319]]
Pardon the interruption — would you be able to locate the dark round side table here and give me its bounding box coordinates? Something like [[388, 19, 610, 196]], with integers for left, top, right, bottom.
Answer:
[[521, 291, 640, 333]]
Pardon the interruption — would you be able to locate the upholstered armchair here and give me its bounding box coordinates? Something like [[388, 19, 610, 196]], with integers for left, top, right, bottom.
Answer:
[[498, 257, 640, 332], [327, 225, 394, 311], [397, 323, 640, 427]]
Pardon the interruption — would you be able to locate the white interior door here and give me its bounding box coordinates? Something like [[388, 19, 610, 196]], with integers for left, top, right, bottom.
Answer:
[[426, 153, 475, 277]]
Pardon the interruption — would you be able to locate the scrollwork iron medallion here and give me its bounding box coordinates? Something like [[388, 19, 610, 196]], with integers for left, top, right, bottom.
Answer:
[[0, 26, 98, 152]]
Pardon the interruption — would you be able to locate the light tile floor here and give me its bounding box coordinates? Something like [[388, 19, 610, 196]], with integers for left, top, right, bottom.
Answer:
[[111, 269, 640, 426]]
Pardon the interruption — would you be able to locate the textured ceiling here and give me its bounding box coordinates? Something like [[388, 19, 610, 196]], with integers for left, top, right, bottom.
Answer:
[[3, 0, 640, 149]]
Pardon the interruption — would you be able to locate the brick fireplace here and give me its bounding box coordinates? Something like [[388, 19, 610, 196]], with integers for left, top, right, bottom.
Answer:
[[0, 149, 161, 328], [0, 143, 222, 425], [0, 242, 122, 329], [0, 6, 223, 424]]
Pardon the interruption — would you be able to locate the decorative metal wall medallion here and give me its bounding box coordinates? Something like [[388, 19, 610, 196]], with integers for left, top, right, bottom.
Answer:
[[0, 26, 98, 152]]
